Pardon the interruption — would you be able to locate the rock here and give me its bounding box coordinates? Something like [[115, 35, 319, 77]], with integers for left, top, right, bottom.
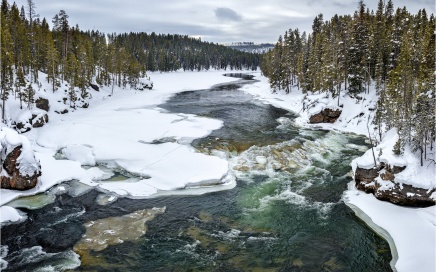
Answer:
[[309, 112, 325, 124], [253, 164, 266, 171], [35, 97, 50, 111], [55, 109, 68, 114], [233, 165, 249, 172], [32, 113, 49, 128], [14, 121, 32, 133], [374, 184, 435, 207], [37, 221, 86, 251], [309, 108, 342, 124], [1, 145, 41, 190], [89, 83, 99, 91], [354, 164, 435, 207]]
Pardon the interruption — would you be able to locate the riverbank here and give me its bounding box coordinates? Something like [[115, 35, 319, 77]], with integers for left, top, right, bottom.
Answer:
[[240, 71, 436, 272], [1, 70, 241, 222]]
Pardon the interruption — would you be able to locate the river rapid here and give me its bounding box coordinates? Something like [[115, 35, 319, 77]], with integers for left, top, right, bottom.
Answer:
[[1, 74, 392, 271]]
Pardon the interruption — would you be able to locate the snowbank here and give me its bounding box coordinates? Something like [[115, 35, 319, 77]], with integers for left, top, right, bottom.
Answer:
[[1, 70, 240, 210], [344, 184, 436, 272], [0, 206, 26, 225], [352, 128, 435, 191], [242, 72, 436, 272]]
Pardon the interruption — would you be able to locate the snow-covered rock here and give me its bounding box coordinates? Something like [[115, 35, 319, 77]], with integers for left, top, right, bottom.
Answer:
[[0, 128, 41, 190], [352, 128, 435, 206]]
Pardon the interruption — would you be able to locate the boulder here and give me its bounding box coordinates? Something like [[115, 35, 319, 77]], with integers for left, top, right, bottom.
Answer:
[[309, 108, 342, 124], [1, 145, 41, 190], [55, 109, 68, 114], [354, 164, 435, 207], [32, 113, 49, 128], [35, 97, 50, 111], [89, 83, 99, 92], [309, 113, 325, 123]]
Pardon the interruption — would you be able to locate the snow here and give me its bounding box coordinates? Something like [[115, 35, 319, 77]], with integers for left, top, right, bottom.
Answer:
[[344, 185, 436, 272], [0, 206, 25, 224], [240, 71, 436, 272], [352, 128, 435, 190], [1, 70, 239, 209], [1, 69, 434, 271], [0, 127, 40, 177]]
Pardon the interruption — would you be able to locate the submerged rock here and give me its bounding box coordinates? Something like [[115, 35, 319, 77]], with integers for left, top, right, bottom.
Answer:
[[73, 207, 166, 253], [354, 163, 435, 207]]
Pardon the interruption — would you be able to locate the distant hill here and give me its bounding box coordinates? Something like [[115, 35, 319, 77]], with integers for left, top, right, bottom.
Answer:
[[225, 42, 274, 54]]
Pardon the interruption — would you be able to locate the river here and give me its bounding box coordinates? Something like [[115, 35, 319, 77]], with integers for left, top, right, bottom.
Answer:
[[1, 74, 392, 271]]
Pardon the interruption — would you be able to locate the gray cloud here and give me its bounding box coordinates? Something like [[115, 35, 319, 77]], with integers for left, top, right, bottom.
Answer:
[[214, 7, 242, 22], [12, 0, 435, 44]]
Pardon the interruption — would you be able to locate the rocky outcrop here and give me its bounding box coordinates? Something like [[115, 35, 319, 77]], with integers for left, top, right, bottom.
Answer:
[[89, 83, 99, 91], [1, 145, 41, 190], [354, 163, 435, 207], [31, 113, 49, 128], [55, 109, 69, 114], [14, 111, 49, 132], [309, 108, 342, 124], [35, 97, 50, 111]]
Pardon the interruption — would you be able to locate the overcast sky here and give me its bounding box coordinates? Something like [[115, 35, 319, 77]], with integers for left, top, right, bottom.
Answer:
[[12, 0, 435, 44]]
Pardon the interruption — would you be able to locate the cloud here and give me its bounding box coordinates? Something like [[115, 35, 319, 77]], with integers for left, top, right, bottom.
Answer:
[[11, 0, 435, 44], [214, 7, 242, 22]]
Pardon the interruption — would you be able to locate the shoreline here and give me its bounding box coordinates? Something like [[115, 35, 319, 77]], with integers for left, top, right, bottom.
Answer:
[[241, 71, 435, 272], [343, 183, 398, 272]]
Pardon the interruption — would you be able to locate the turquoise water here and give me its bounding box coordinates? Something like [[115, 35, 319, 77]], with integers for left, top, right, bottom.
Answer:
[[1, 75, 392, 271]]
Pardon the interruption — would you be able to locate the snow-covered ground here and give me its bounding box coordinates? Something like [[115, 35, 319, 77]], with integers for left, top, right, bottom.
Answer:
[[240, 71, 436, 272], [1, 70, 240, 224], [1, 70, 435, 271]]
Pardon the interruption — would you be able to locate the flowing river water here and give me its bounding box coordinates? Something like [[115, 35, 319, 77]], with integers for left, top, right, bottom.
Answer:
[[1, 74, 392, 271]]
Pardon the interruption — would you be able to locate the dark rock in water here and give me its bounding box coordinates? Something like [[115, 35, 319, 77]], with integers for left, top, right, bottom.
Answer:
[[32, 113, 49, 128], [89, 83, 99, 91], [35, 97, 50, 111], [1, 146, 41, 190], [354, 163, 435, 207], [37, 221, 86, 252], [309, 108, 342, 124]]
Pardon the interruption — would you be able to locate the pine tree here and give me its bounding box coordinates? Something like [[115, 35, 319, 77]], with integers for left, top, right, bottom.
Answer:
[[23, 83, 35, 109]]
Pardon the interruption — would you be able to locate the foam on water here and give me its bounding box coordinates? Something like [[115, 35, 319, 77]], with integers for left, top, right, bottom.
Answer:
[[4, 246, 80, 272], [229, 131, 352, 219], [0, 245, 8, 270]]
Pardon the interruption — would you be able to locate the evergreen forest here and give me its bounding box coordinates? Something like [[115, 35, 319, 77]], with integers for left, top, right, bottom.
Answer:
[[0, 0, 260, 117], [260, 0, 435, 166]]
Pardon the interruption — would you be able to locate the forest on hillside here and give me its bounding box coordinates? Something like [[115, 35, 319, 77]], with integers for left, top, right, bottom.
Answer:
[[0, 0, 260, 119], [261, 0, 435, 166]]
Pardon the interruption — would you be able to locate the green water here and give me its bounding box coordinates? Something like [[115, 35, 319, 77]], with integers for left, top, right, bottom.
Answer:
[[0, 76, 392, 271]]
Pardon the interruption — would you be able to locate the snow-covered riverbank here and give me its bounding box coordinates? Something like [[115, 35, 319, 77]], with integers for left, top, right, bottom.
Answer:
[[1, 70, 241, 223], [240, 71, 436, 272]]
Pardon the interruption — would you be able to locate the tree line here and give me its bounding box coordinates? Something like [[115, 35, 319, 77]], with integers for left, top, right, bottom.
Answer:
[[111, 32, 261, 72], [260, 0, 435, 166], [0, 0, 260, 119]]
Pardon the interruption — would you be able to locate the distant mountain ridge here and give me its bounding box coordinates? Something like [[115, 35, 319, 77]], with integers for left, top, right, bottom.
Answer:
[[225, 42, 274, 54]]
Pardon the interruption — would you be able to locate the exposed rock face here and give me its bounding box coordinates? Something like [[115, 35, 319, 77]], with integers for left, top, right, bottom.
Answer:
[[35, 97, 50, 111], [89, 83, 99, 91], [14, 112, 49, 132], [354, 163, 435, 207], [55, 109, 69, 114], [1, 145, 41, 190], [309, 108, 342, 124], [31, 113, 49, 128]]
